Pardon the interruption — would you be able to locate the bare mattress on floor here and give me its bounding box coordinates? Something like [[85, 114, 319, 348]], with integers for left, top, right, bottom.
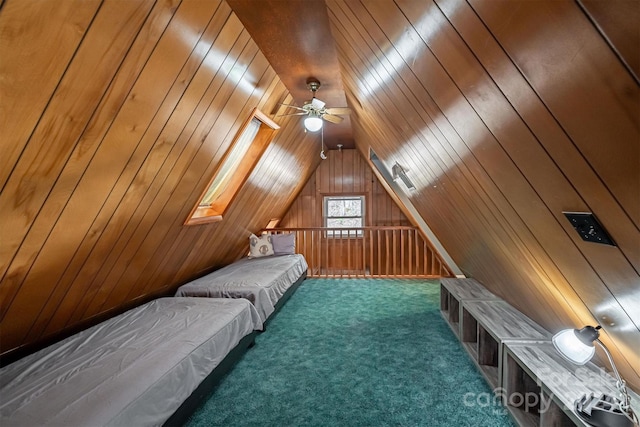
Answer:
[[0, 297, 262, 427], [175, 254, 308, 322]]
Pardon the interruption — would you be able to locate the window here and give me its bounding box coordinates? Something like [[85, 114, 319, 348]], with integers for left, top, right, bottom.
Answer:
[[323, 195, 365, 236], [265, 218, 281, 229], [185, 108, 279, 225]]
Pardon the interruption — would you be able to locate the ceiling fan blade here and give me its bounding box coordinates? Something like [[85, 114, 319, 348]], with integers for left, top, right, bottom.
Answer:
[[278, 103, 307, 112], [322, 113, 344, 124], [276, 112, 308, 117], [325, 107, 351, 115]]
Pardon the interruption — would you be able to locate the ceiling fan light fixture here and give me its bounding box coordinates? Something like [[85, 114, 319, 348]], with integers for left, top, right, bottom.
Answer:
[[304, 115, 323, 132], [277, 78, 349, 130]]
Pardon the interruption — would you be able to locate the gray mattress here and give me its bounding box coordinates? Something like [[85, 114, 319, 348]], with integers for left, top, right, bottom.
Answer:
[[0, 297, 262, 427], [175, 254, 308, 322]]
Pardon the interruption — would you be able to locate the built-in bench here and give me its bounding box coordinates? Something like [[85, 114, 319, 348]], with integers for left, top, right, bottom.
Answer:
[[460, 299, 550, 390], [440, 278, 500, 339], [440, 278, 640, 427]]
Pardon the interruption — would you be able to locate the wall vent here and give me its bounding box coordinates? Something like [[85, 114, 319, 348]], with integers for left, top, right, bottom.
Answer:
[[563, 212, 615, 246]]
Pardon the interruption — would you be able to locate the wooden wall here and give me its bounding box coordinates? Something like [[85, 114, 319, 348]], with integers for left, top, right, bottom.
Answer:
[[280, 148, 452, 277], [326, 0, 639, 389], [1, 0, 638, 394], [281, 148, 411, 227], [0, 0, 320, 359]]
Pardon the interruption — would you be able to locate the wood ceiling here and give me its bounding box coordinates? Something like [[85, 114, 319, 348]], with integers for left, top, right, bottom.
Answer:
[[227, 0, 354, 149], [230, 0, 640, 389], [1, 0, 638, 392]]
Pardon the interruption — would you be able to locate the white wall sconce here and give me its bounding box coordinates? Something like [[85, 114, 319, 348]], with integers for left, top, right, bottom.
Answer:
[[391, 162, 415, 191]]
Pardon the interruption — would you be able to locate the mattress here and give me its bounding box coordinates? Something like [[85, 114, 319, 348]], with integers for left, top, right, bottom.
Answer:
[[175, 254, 308, 322], [0, 297, 262, 427]]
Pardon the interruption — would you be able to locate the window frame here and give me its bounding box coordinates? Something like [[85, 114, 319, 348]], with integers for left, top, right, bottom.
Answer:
[[185, 108, 279, 225], [323, 195, 366, 237]]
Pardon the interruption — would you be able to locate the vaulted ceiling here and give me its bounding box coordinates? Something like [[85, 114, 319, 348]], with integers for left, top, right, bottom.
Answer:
[[228, 0, 353, 150], [229, 0, 640, 387], [1, 0, 638, 391]]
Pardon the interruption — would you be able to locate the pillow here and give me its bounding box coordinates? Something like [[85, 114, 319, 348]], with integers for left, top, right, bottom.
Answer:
[[271, 233, 295, 255], [249, 233, 274, 258]]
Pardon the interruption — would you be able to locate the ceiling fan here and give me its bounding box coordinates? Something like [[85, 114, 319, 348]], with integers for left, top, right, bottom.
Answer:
[[278, 78, 350, 132]]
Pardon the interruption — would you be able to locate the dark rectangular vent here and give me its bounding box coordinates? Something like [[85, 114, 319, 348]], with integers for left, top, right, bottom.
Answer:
[[563, 212, 615, 246]]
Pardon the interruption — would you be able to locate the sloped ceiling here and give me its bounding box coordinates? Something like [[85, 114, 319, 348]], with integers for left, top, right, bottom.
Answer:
[[335, 0, 639, 388], [0, 0, 321, 361], [227, 0, 354, 149], [0, 0, 638, 392], [230, 0, 639, 389]]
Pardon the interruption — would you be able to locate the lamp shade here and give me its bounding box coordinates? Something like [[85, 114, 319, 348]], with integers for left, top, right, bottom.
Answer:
[[304, 116, 323, 132], [552, 328, 595, 365]]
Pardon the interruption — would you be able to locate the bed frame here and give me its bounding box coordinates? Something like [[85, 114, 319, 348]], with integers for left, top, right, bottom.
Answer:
[[262, 270, 307, 329], [175, 254, 308, 326], [165, 272, 306, 424], [164, 330, 258, 426], [0, 298, 261, 427]]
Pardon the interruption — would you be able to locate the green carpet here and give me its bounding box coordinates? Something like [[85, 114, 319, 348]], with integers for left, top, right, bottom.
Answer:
[[185, 278, 515, 426]]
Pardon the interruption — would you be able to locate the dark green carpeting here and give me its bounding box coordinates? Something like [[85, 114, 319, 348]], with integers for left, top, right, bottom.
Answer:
[[185, 278, 515, 426]]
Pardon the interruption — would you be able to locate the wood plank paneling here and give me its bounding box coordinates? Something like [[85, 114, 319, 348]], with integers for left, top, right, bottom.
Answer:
[[37, 4, 244, 336], [0, 0, 319, 361], [1, 0, 638, 396], [1, 0, 158, 323], [32, 0, 214, 342], [281, 148, 410, 228], [0, 0, 101, 188], [578, 0, 640, 83], [326, 0, 639, 389], [3, 0, 216, 348], [469, 0, 639, 227], [72, 13, 257, 322], [226, 0, 354, 150]]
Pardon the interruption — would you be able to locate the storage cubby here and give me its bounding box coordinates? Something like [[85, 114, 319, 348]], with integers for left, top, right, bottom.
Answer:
[[440, 283, 449, 313], [439, 278, 499, 338], [539, 393, 575, 427], [502, 342, 640, 427], [459, 300, 550, 390], [448, 293, 460, 333], [461, 307, 478, 357], [504, 351, 542, 427], [477, 324, 499, 387], [440, 280, 640, 427]]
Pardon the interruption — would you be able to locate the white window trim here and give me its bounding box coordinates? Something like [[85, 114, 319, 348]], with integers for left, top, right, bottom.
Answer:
[[323, 195, 365, 237]]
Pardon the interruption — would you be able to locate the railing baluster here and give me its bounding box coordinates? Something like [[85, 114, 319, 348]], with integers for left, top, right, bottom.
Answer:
[[308, 230, 312, 276], [424, 239, 428, 276], [315, 229, 319, 277], [400, 229, 404, 277], [365, 229, 369, 277], [391, 229, 395, 277], [347, 228, 351, 278], [385, 230, 389, 276], [324, 229, 328, 278], [433, 246, 437, 276], [259, 226, 450, 279], [339, 229, 343, 278]]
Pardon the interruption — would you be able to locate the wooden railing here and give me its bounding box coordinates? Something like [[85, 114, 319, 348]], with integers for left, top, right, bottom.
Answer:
[[262, 227, 452, 278]]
